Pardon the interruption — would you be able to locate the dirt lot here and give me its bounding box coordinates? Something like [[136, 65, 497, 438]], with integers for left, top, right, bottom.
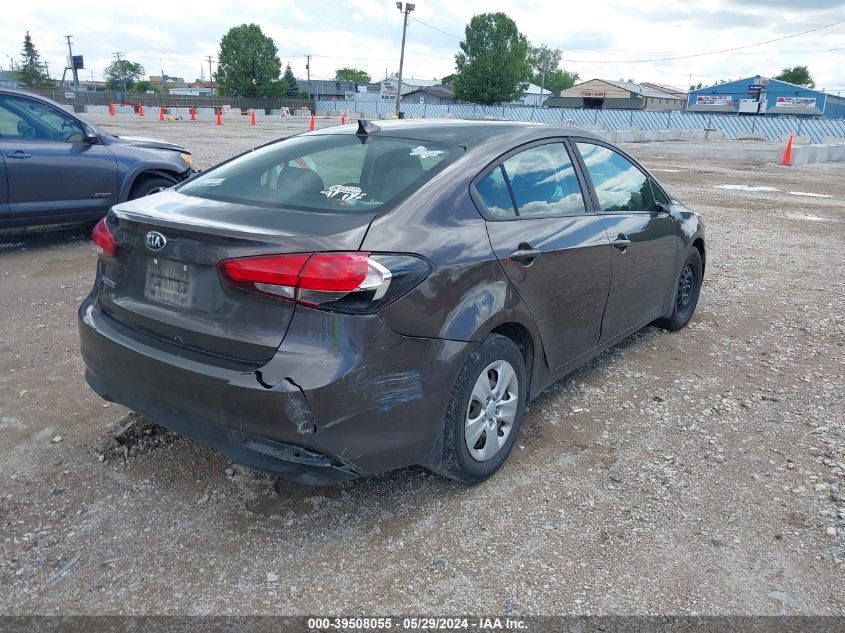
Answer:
[[1, 114, 843, 616]]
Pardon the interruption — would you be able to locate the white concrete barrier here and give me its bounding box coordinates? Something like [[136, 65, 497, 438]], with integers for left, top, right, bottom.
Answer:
[[705, 129, 725, 141], [581, 124, 606, 132], [821, 136, 845, 146], [736, 132, 767, 140], [782, 134, 811, 145]]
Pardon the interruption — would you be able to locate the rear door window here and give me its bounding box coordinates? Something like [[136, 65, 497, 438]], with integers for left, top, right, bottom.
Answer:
[[475, 166, 516, 218], [501, 143, 586, 216], [179, 135, 456, 213]]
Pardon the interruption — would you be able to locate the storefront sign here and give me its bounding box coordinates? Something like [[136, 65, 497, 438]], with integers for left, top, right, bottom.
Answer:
[[695, 95, 734, 106], [775, 97, 816, 108]]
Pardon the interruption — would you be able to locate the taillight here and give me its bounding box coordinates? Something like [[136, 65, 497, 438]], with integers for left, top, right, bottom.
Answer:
[[92, 218, 118, 257], [217, 252, 431, 313]]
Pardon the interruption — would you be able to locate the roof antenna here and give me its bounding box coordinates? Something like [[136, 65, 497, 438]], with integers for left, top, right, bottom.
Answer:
[[356, 119, 381, 139]]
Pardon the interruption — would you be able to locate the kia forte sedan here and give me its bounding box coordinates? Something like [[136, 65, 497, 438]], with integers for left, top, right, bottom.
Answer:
[[79, 119, 704, 485]]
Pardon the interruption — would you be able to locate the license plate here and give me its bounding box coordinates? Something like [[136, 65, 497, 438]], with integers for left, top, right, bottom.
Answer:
[[144, 258, 194, 307]]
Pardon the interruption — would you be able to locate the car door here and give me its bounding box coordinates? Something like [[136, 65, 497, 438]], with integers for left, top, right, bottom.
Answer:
[[572, 140, 678, 341], [0, 155, 9, 219], [0, 93, 118, 221], [473, 140, 612, 370]]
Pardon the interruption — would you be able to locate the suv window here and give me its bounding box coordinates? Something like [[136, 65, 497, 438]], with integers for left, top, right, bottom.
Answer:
[[576, 142, 654, 212], [502, 143, 586, 216], [0, 95, 84, 142], [180, 135, 456, 214]]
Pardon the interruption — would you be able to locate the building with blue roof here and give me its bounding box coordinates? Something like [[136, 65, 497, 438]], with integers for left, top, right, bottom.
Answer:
[[688, 75, 845, 119]]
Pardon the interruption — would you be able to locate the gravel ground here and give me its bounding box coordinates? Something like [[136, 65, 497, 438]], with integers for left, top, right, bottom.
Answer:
[[0, 114, 843, 616]]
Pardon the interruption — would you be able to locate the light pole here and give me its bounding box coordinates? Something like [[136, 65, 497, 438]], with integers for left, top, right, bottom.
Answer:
[[395, 2, 415, 117]]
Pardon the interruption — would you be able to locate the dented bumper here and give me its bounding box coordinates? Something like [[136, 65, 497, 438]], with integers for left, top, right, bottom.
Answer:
[[78, 296, 469, 484]]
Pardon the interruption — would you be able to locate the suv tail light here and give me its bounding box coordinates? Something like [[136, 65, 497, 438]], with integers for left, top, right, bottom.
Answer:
[[218, 252, 431, 313], [92, 218, 118, 257]]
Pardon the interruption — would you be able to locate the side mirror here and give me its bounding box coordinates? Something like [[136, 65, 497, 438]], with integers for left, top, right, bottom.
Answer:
[[83, 126, 99, 143]]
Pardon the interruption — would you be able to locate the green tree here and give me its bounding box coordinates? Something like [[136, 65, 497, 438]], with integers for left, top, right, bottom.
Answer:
[[335, 67, 371, 83], [282, 63, 299, 97], [216, 23, 287, 97], [133, 80, 161, 93], [453, 12, 532, 104], [440, 73, 457, 85], [17, 31, 52, 88], [104, 59, 145, 92], [528, 45, 578, 93], [774, 65, 815, 88]]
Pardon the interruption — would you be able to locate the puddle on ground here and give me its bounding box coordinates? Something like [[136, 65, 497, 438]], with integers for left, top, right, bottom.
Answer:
[[33, 256, 95, 279]]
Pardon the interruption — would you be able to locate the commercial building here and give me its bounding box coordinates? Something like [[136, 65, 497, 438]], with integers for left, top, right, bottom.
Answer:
[[543, 79, 686, 110], [688, 76, 845, 118]]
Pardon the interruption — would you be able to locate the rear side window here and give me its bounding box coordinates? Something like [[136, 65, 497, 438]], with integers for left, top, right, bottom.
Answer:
[[575, 142, 654, 212], [502, 143, 586, 216], [475, 166, 515, 218], [179, 135, 456, 213]]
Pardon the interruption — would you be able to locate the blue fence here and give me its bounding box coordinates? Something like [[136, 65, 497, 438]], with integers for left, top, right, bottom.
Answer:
[[316, 100, 845, 144]]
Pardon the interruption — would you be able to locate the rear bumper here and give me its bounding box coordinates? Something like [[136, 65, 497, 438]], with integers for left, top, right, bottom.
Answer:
[[78, 295, 469, 484]]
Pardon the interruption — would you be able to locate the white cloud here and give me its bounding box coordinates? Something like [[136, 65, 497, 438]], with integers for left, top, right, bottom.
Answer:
[[2, 0, 843, 90]]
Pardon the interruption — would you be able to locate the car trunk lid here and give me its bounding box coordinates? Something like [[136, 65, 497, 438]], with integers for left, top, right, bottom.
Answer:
[[96, 190, 376, 364]]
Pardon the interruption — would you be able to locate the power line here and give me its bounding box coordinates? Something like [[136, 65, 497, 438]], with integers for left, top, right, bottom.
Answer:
[[410, 17, 462, 40], [560, 18, 845, 63]]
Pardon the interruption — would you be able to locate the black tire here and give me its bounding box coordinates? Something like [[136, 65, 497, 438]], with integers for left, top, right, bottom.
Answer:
[[129, 176, 174, 200], [655, 248, 703, 331], [431, 334, 527, 484]]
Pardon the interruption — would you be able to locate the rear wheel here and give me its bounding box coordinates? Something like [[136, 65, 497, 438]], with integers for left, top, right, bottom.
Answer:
[[129, 176, 174, 199], [655, 249, 703, 331], [432, 334, 527, 483]]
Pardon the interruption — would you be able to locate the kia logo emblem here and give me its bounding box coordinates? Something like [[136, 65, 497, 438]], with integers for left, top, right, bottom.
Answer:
[[145, 231, 167, 251]]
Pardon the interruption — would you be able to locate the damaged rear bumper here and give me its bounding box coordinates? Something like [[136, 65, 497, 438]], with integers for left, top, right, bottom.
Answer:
[[78, 296, 469, 484]]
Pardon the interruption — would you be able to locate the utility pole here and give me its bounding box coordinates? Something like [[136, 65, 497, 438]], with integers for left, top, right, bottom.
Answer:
[[206, 56, 214, 91], [394, 2, 415, 117], [538, 52, 548, 107], [306, 55, 311, 81], [113, 52, 127, 93], [65, 35, 79, 90]]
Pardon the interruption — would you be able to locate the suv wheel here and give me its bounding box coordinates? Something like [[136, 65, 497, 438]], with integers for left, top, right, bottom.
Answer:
[[655, 248, 703, 331], [129, 176, 174, 199], [432, 334, 527, 483]]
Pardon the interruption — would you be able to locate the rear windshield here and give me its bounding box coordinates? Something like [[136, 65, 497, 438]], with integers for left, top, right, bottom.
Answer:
[[179, 134, 457, 213]]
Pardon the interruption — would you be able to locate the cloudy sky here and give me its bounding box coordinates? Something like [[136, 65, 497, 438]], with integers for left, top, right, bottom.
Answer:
[[3, 0, 845, 92]]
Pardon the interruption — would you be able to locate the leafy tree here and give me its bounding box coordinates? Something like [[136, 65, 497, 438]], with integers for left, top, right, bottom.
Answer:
[[216, 23, 287, 97], [282, 63, 299, 97], [528, 45, 579, 93], [104, 59, 145, 92], [133, 80, 161, 93], [335, 67, 371, 83], [774, 66, 815, 88], [17, 32, 52, 88], [440, 73, 457, 86], [453, 12, 532, 104]]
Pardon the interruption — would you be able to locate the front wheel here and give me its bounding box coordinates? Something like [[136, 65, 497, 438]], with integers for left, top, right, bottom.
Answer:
[[431, 334, 527, 484], [129, 176, 174, 199], [655, 249, 703, 331]]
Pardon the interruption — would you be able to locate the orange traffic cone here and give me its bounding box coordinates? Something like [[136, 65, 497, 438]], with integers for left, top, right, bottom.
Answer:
[[781, 132, 794, 166], [139, 103, 144, 117], [341, 114, 346, 125], [309, 114, 315, 131], [109, 102, 115, 116], [190, 107, 196, 121], [250, 109, 256, 125], [159, 106, 165, 121], [216, 110, 223, 126]]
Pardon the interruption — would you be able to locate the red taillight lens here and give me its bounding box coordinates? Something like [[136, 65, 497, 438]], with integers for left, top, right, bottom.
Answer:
[[217, 252, 431, 313], [298, 253, 369, 291], [92, 218, 118, 257]]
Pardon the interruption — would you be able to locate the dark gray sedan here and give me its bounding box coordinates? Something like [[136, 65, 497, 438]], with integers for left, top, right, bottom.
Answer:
[[0, 88, 193, 227], [79, 119, 704, 485]]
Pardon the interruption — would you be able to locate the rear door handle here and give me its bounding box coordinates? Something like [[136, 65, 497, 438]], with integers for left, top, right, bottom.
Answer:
[[6, 151, 32, 159], [612, 234, 632, 252], [509, 246, 542, 264]]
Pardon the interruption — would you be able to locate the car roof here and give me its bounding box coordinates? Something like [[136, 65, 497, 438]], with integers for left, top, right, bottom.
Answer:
[[308, 118, 565, 146]]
